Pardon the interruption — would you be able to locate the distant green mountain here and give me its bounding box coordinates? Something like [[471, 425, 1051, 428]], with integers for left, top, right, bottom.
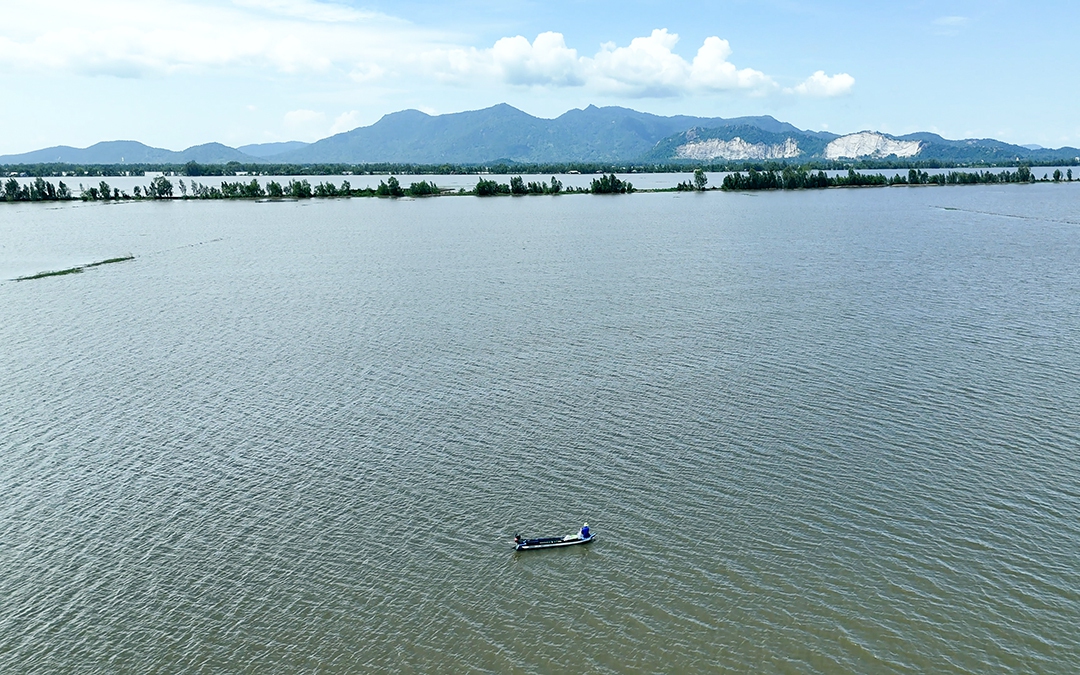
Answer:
[[0, 140, 256, 165], [892, 132, 1080, 163], [1, 104, 1077, 167], [275, 104, 815, 164], [177, 143, 257, 164], [237, 141, 309, 158]]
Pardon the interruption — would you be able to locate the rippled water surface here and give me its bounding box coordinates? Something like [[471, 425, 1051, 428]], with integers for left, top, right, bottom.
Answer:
[[2, 185, 1079, 673]]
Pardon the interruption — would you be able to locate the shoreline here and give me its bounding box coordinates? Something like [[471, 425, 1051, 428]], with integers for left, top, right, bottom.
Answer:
[[1, 168, 1075, 204]]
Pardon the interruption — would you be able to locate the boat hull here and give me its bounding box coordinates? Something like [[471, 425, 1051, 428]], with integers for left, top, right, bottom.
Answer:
[[514, 534, 595, 551]]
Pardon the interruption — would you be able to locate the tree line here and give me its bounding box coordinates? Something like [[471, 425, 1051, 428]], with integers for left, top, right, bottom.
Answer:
[[2, 177, 73, 201], [721, 166, 1049, 191], [2, 167, 1072, 203]]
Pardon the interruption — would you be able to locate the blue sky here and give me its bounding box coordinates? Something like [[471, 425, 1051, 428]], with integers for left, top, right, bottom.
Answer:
[[2, 0, 1077, 154]]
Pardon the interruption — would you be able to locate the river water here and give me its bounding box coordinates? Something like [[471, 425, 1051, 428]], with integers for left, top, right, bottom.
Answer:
[[2, 184, 1079, 673]]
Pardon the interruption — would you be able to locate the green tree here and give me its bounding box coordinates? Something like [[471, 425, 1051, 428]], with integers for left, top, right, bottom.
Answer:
[[693, 168, 708, 191], [590, 173, 633, 194], [407, 180, 439, 196], [29, 177, 57, 201], [314, 181, 339, 197], [1053, 169, 1063, 182], [266, 181, 283, 198], [1069, 169, 1074, 181], [376, 176, 404, 197], [150, 176, 173, 198], [510, 175, 527, 194], [287, 179, 312, 198], [474, 177, 509, 196]]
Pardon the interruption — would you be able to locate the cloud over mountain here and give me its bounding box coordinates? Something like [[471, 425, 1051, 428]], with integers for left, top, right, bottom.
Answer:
[[425, 29, 799, 97], [790, 70, 856, 97]]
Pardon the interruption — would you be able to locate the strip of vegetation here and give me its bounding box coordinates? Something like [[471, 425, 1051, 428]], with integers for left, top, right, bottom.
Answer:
[[3, 177, 74, 201], [472, 174, 635, 195], [675, 169, 710, 192], [14, 255, 134, 281], [720, 166, 1063, 191], [69, 174, 633, 201], [3, 166, 1073, 205], [182, 176, 445, 199], [16, 267, 83, 280], [84, 255, 136, 267]]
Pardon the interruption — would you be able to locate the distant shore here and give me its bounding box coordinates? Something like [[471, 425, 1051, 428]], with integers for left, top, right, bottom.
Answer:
[[2, 155, 1079, 182], [1, 167, 1075, 204]]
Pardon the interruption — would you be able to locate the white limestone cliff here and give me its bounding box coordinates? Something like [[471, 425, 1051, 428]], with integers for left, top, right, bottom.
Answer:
[[825, 132, 922, 159], [675, 137, 801, 161]]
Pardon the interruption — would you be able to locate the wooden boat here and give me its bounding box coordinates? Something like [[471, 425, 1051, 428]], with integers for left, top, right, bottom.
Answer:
[[514, 530, 595, 551]]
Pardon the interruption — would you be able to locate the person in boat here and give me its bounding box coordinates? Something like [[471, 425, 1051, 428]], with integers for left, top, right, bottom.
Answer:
[[580, 523, 590, 540], [514, 534, 522, 547]]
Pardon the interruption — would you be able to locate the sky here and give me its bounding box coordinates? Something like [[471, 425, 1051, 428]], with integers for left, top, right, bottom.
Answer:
[[1, 0, 1078, 154]]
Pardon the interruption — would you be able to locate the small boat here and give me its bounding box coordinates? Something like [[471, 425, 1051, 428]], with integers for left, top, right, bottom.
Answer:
[[514, 526, 594, 551]]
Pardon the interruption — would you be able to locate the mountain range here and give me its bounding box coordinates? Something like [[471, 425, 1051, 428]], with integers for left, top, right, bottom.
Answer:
[[2, 104, 1077, 166]]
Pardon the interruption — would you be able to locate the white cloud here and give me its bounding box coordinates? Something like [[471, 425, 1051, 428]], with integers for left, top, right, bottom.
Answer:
[[933, 16, 969, 27], [689, 37, 773, 92], [349, 63, 386, 83], [330, 110, 362, 135], [0, 3, 846, 102], [492, 32, 583, 86], [231, 0, 377, 23], [590, 29, 691, 96], [283, 109, 327, 140], [285, 109, 324, 124], [425, 31, 583, 86], [0, 0, 425, 77], [424, 29, 778, 98], [790, 70, 855, 97]]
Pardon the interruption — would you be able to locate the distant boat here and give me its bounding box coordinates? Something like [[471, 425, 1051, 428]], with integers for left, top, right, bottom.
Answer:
[[514, 527, 594, 551]]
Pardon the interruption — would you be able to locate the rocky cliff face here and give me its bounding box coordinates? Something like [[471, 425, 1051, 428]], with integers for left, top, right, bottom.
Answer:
[[675, 137, 801, 160], [825, 132, 922, 159]]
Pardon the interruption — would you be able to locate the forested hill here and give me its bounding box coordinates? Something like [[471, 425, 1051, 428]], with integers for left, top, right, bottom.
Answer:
[[0, 105, 821, 166], [1, 104, 1077, 166], [272, 104, 815, 164], [0, 141, 257, 165]]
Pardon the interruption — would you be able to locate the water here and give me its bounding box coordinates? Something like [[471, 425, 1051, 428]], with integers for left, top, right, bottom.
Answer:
[[2, 185, 1079, 673]]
